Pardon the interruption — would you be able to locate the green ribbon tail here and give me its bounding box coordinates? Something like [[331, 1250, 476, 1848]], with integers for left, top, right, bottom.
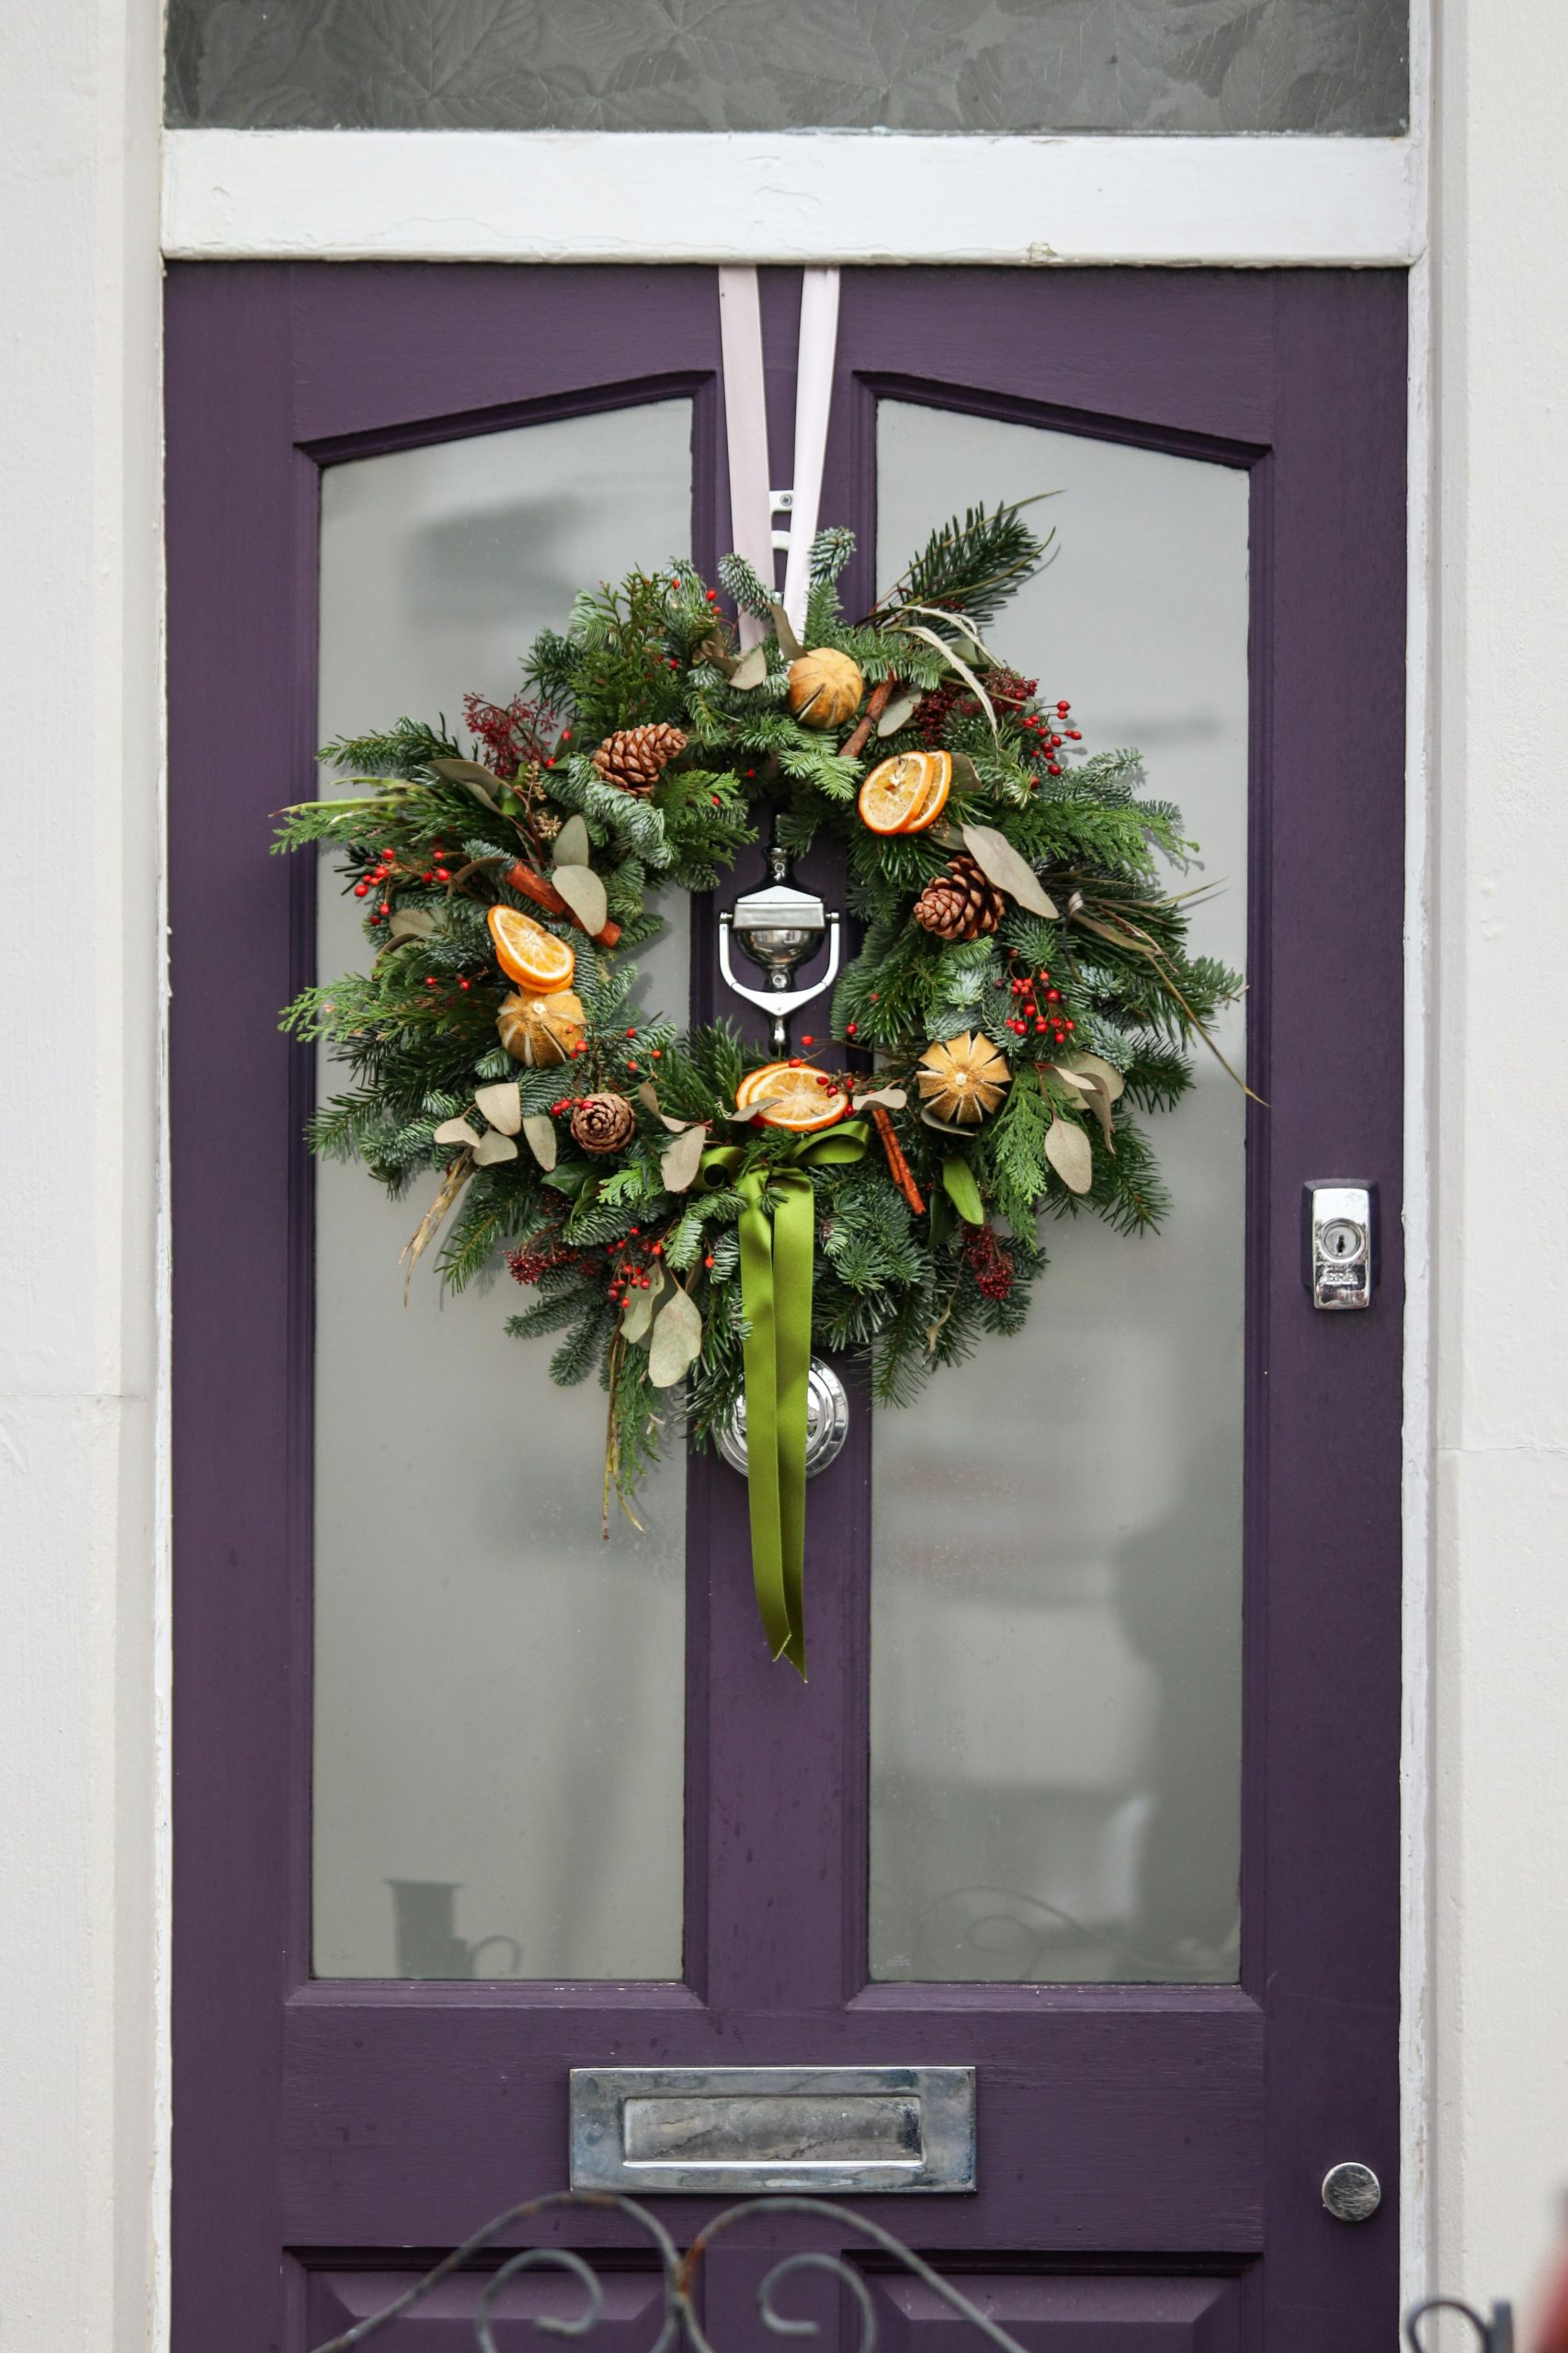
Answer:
[[733, 1169, 798, 1672], [770, 1170, 815, 1676], [704, 1120, 869, 1678]]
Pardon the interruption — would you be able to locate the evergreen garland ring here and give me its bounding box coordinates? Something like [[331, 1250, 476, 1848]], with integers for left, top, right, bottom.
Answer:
[[278, 502, 1244, 1673]]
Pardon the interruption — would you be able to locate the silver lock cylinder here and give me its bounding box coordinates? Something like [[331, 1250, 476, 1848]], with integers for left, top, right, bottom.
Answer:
[[1304, 1182, 1377, 1311]]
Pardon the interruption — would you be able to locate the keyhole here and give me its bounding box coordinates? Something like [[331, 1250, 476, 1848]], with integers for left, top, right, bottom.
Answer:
[[1323, 1221, 1361, 1261]]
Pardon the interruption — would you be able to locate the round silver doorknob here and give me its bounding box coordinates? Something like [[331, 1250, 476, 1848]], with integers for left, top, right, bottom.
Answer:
[[718, 1359, 849, 1480], [1322, 2161, 1381, 2222]]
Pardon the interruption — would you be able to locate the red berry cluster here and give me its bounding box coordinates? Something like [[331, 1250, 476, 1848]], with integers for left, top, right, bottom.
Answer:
[[998, 959, 1075, 1047], [606, 1229, 665, 1305], [506, 1239, 584, 1286], [464, 691, 554, 779], [1018, 697, 1081, 780], [358, 841, 452, 922], [965, 1222, 1016, 1302]]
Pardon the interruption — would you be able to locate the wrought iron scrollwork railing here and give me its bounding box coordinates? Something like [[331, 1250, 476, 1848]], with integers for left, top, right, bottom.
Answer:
[[1405, 2296, 1516, 2353], [311, 2190, 1034, 2353]]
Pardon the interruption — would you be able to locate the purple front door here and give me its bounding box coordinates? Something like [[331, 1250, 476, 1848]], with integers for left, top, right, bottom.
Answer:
[[168, 265, 1405, 2352]]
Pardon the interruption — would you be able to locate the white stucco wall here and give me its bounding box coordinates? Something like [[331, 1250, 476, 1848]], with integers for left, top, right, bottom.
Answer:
[[1431, 0, 1568, 2318], [2, 0, 1566, 2341], [0, 0, 166, 2348]]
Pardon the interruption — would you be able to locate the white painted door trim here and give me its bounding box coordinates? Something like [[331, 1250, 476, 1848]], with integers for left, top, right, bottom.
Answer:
[[162, 128, 1425, 267]]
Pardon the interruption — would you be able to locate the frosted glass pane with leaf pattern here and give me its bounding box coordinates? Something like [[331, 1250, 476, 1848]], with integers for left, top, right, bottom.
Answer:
[[312, 402, 692, 1979], [167, 0, 1406, 135], [869, 401, 1248, 1985]]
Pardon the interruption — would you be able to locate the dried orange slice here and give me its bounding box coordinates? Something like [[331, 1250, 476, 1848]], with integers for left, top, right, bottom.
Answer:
[[858, 748, 952, 836], [735, 1061, 849, 1132], [488, 903, 576, 992]]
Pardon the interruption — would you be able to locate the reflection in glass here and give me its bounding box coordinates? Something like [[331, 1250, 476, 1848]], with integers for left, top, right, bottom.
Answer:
[[869, 404, 1249, 1984], [312, 403, 692, 1979], [166, 0, 1407, 136]]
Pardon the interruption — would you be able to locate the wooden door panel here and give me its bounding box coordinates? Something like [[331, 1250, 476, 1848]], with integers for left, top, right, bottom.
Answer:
[[866, 2272, 1246, 2353], [281, 1995, 1263, 2249], [305, 2263, 668, 2348], [168, 263, 1405, 2353]]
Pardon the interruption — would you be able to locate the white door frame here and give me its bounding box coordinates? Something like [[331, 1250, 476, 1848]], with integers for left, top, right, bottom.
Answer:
[[160, 84, 1439, 2325]]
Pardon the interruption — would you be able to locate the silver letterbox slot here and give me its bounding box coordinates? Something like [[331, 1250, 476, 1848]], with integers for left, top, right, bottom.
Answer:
[[569, 2064, 976, 2195]]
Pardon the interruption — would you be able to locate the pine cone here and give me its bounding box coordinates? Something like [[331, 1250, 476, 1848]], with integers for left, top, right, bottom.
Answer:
[[570, 1092, 637, 1155], [591, 722, 687, 797], [912, 852, 1006, 942]]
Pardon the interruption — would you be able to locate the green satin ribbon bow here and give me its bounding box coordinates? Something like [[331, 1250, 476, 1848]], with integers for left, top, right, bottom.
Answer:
[[701, 1120, 869, 1676]]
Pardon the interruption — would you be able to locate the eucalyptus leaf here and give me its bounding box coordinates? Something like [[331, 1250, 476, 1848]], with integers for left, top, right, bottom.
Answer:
[[520, 1113, 557, 1171], [729, 643, 768, 691], [648, 1287, 703, 1388], [388, 908, 436, 942], [940, 1156, 984, 1225], [876, 686, 922, 737], [473, 1080, 523, 1135], [769, 601, 805, 663], [697, 631, 737, 678], [430, 756, 502, 813], [472, 1128, 519, 1166], [660, 1122, 709, 1193], [1057, 1050, 1125, 1104], [620, 1263, 665, 1345], [1044, 1115, 1093, 1195], [960, 822, 1059, 919], [551, 863, 608, 936], [551, 814, 591, 870], [947, 753, 982, 794], [432, 1116, 482, 1148], [853, 1086, 908, 1111], [1045, 1064, 1113, 1148], [920, 1106, 980, 1139]]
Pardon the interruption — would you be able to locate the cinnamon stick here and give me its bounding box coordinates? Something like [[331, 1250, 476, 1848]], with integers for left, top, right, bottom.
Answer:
[[505, 860, 621, 949], [841, 676, 896, 763], [870, 1101, 926, 1217]]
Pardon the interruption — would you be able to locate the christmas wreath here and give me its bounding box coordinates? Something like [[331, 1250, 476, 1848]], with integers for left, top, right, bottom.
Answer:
[[279, 502, 1243, 1674]]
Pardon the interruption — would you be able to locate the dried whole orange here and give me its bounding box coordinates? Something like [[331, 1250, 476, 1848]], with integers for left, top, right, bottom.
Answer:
[[735, 1061, 849, 1131], [496, 987, 585, 1066], [488, 904, 576, 992], [786, 649, 865, 730], [858, 748, 952, 836]]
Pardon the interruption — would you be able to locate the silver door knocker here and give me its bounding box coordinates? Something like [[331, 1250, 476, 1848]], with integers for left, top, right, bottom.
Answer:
[[719, 810, 841, 1056]]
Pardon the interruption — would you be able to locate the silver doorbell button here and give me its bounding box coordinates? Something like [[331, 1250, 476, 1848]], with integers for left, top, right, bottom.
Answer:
[[1304, 1183, 1376, 1310]]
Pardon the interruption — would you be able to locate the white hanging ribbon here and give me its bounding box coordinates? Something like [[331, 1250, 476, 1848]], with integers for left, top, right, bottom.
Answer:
[[717, 267, 773, 652], [717, 266, 842, 648], [780, 267, 841, 640]]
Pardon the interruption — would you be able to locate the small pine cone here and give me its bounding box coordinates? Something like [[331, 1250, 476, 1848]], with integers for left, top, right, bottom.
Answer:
[[570, 1092, 637, 1155], [912, 852, 1006, 942], [591, 722, 687, 797]]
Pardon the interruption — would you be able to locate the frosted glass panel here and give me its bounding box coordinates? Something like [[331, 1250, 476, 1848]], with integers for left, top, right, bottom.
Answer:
[[312, 402, 692, 1979], [869, 404, 1248, 1985], [167, 0, 1406, 134]]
